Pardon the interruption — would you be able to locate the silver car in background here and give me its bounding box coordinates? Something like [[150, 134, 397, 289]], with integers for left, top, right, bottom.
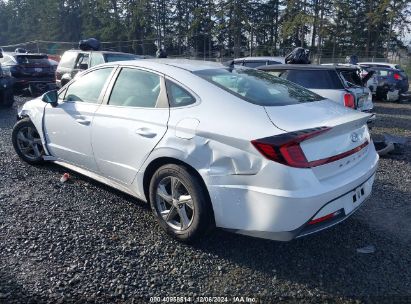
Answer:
[[259, 64, 374, 112]]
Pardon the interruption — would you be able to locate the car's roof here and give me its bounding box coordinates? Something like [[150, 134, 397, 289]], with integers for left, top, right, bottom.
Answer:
[[358, 62, 395, 67], [259, 64, 358, 71], [65, 49, 137, 56], [4, 52, 48, 57], [362, 66, 395, 71], [234, 56, 285, 62], [105, 58, 226, 72]]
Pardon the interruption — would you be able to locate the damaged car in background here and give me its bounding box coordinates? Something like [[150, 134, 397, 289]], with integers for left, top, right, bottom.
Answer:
[[258, 64, 374, 112], [12, 60, 379, 242], [56, 38, 143, 88], [358, 65, 409, 102], [0, 50, 56, 96]]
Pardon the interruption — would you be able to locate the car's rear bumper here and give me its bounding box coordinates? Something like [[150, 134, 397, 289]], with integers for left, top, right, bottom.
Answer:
[[208, 145, 378, 241], [14, 77, 55, 90]]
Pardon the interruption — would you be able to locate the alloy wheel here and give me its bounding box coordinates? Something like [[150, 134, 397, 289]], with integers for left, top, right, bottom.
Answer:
[[16, 126, 44, 161], [156, 176, 195, 231]]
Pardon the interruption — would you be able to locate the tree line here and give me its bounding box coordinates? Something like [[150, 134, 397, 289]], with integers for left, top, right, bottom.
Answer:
[[0, 0, 410, 60]]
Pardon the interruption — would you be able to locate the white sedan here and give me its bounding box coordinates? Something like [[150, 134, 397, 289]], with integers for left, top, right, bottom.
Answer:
[[12, 59, 379, 242]]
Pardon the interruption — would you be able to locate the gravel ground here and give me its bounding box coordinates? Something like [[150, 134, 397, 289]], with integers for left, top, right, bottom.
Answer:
[[1, 97, 410, 303]]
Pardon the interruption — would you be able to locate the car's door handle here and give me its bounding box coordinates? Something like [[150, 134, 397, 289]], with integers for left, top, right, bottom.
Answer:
[[75, 118, 91, 126], [135, 128, 157, 138]]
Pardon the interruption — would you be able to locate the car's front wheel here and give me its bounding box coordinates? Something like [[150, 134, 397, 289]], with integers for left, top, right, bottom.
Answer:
[[12, 118, 45, 165], [149, 164, 214, 242]]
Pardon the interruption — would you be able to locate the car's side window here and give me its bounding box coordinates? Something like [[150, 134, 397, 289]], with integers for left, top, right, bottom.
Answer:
[[108, 68, 161, 108], [64, 68, 113, 103], [75, 53, 90, 70], [166, 80, 196, 107], [59, 52, 78, 69]]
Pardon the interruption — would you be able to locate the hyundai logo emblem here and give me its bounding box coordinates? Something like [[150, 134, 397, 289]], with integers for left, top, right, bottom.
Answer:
[[351, 132, 359, 142]]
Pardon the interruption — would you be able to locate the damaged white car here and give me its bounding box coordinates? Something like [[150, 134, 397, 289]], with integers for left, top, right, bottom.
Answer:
[[12, 60, 379, 242]]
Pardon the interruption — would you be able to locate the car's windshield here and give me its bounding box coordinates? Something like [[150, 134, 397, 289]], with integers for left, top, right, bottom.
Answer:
[[193, 68, 325, 106], [104, 54, 139, 63], [15, 55, 49, 65]]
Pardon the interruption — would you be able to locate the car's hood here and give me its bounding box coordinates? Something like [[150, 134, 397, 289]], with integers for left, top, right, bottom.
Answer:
[[264, 99, 372, 132]]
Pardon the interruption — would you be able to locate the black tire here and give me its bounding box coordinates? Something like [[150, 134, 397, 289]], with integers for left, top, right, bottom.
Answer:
[[149, 164, 214, 242], [12, 118, 45, 165], [0, 88, 14, 108]]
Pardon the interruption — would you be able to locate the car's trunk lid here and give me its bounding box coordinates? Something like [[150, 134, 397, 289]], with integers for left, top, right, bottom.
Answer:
[[264, 100, 372, 176], [15, 55, 54, 76]]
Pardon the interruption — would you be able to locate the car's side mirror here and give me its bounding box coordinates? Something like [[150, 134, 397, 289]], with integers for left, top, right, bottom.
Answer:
[[42, 90, 58, 107], [79, 63, 88, 70]]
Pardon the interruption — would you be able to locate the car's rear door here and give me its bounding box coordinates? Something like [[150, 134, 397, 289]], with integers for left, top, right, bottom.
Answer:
[[44, 66, 115, 172], [91, 67, 169, 185]]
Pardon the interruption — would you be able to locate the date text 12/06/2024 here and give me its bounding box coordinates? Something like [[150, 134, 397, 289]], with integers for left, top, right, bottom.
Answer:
[[149, 296, 258, 303]]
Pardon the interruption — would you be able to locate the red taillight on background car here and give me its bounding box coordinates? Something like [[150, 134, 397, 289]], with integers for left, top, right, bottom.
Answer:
[[343, 93, 355, 108], [393, 73, 402, 80], [252, 127, 369, 169]]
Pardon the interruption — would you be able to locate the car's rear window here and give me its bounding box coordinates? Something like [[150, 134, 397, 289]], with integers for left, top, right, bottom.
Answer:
[[338, 69, 363, 87], [104, 54, 138, 63], [15, 55, 49, 65], [283, 69, 344, 89], [194, 68, 325, 106]]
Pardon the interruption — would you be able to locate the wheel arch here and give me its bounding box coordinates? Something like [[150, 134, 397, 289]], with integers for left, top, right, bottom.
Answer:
[[142, 156, 215, 223]]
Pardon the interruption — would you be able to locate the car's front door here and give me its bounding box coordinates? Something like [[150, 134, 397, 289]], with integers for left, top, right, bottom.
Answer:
[[44, 67, 115, 171], [91, 67, 169, 185]]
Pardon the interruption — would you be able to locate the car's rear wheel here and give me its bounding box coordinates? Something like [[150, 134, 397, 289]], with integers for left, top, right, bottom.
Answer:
[[149, 164, 213, 242], [12, 118, 45, 165]]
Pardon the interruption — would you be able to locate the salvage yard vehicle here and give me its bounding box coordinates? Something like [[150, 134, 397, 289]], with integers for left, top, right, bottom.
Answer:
[[56, 50, 142, 88], [359, 65, 409, 102], [233, 56, 285, 68], [358, 61, 403, 70], [258, 64, 374, 112], [0, 50, 15, 107], [0, 52, 56, 96], [12, 59, 379, 242]]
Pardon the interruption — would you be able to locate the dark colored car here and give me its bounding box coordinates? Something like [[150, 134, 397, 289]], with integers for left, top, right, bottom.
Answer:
[[233, 56, 285, 68], [362, 66, 409, 102], [0, 51, 15, 107], [56, 50, 142, 87], [258, 64, 374, 112], [0, 52, 56, 96]]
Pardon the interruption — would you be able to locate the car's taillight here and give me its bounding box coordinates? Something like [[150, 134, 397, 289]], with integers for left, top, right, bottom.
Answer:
[[251, 127, 331, 168], [343, 93, 355, 108], [393, 73, 402, 80], [252, 127, 369, 169]]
